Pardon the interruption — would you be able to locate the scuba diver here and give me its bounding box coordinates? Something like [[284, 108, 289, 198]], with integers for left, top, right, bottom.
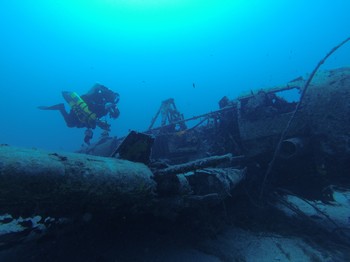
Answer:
[[38, 84, 120, 144]]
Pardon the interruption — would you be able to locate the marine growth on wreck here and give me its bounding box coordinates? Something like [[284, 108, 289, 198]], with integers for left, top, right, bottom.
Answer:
[[1, 1, 350, 260]]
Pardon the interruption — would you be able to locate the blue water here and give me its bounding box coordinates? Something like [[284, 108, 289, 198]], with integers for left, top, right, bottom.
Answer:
[[1, 0, 349, 151]]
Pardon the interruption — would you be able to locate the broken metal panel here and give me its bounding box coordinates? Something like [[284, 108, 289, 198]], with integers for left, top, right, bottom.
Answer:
[[112, 131, 154, 164]]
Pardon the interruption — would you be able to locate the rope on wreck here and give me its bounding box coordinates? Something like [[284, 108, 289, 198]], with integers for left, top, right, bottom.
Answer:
[[259, 36, 350, 200]]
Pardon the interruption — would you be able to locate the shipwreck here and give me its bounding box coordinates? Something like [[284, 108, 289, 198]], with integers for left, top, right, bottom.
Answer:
[[1, 66, 349, 217], [1, 37, 350, 258], [82, 66, 350, 199]]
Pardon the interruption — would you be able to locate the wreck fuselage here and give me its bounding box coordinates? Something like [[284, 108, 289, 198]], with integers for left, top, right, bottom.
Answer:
[[148, 67, 350, 193], [77, 67, 350, 197]]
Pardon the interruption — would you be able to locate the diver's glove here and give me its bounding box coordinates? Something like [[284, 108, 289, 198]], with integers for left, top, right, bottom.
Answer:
[[105, 102, 114, 111], [105, 103, 120, 119]]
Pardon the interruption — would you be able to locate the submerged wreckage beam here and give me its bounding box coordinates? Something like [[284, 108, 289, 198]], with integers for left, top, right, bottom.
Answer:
[[0, 145, 156, 216], [0, 145, 246, 217], [155, 154, 244, 176]]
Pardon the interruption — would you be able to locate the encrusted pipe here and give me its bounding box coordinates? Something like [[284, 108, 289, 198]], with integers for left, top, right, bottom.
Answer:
[[279, 137, 308, 159], [0, 145, 156, 217]]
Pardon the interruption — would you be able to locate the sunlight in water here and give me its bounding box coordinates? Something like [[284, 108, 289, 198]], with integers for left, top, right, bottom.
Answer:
[[37, 0, 258, 37]]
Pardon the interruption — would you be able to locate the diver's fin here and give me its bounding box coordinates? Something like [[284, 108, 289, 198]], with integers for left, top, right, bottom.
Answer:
[[38, 103, 65, 110]]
